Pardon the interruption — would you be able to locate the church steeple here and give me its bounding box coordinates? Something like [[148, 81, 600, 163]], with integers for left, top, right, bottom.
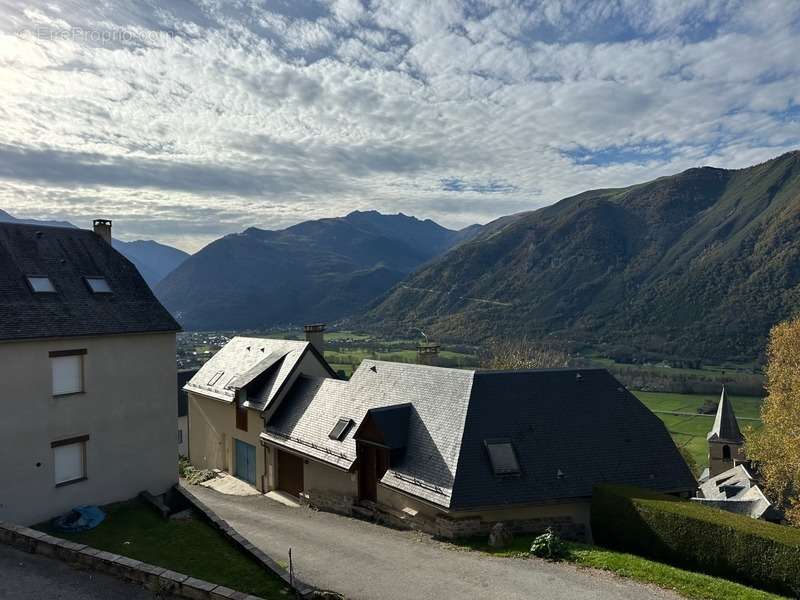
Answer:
[[706, 386, 746, 477], [707, 386, 743, 443]]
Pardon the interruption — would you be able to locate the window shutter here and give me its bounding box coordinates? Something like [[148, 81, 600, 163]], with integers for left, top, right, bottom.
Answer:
[[54, 442, 84, 484], [52, 355, 82, 395]]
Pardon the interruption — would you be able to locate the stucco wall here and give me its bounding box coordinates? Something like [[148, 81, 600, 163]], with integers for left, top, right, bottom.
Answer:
[[188, 392, 266, 491], [0, 332, 177, 525]]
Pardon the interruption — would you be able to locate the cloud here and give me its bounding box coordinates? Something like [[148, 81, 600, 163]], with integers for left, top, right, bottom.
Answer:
[[0, 0, 797, 252]]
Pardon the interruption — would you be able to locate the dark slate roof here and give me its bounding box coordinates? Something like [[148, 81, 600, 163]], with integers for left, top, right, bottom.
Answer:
[[707, 386, 743, 442], [448, 369, 697, 510], [361, 404, 412, 451], [0, 222, 179, 341]]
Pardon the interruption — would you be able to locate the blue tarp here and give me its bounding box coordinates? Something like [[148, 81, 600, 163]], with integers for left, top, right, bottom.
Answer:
[[51, 505, 106, 532]]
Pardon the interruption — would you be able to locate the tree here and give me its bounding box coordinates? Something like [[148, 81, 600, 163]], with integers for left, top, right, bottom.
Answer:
[[746, 316, 800, 525], [482, 337, 570, 370]]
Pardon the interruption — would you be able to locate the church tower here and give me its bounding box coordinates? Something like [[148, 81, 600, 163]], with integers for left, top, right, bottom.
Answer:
[[707, 386, 745, 477]]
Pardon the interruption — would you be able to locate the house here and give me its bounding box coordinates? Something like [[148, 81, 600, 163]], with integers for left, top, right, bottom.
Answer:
[[186, 331, 696, 539], [694, 464, 782, 521], [185, 329, 336, 491], [695, 387, 781, 521], [177, 368, 197, 456], [0, 219, 180, 525]]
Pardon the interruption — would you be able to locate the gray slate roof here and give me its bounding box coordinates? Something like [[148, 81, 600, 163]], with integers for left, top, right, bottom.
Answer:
[[264, 359, 475, 505], [695, 464, 778, 520], [185, 336, 316, 411], [265, 362, 697, 510], [707, 386, 743, 442], [0, 222, 179, 341]]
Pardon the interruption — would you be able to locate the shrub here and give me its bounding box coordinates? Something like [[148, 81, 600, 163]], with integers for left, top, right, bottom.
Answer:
[[178, 455, 216, 485], [591, 485, 800, 596], [529, 528, 568, 561]]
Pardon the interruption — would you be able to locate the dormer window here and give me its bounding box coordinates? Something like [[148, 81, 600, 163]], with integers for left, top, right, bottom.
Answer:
[[85, 277, 112, 294], [27, 276, 55, 293]]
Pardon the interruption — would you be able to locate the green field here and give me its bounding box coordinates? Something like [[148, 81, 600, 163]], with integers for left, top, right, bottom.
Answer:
[[634, 391, 763, 474]]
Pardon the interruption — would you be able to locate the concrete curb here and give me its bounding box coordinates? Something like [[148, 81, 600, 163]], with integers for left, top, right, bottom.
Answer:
[[175, 484, 317, 598], [0, 519, 265, 600]]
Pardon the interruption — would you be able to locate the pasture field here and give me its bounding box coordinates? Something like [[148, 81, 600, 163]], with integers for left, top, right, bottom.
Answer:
[[633, 391, 763, 474]]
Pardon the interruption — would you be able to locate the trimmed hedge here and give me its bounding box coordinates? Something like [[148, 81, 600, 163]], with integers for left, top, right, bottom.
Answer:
[[591, 485, 800, 597]]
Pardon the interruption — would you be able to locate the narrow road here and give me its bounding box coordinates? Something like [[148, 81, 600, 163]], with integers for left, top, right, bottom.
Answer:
[[189, 485, 680, 600], [651, 410, 760, 420], [0, 544, 165, 599]]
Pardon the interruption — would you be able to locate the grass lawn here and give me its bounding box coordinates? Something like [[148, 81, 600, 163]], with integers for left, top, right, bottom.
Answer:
[[633, 391, 763, 473], [454, 536, 787, 600], [36, 500, 289, 599]]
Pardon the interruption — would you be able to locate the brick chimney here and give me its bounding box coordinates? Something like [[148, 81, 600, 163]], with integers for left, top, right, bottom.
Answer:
[[93, 219, 112, 244], [417, 342, 440, 366], [304, 324, 326, 356]]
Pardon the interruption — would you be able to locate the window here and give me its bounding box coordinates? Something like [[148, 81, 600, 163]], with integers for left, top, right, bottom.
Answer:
[[329, 418, 354, 441], [84, 276, 112, 293], [236, 396, 248, 431], [722, 445, 731, 460], [27, 276, 55, 293], [207, 371, 224, 386], [50, 349, 86, 396], [178, 429, 184, 444], [52, 436, 88, 486], [484, 439, 521, 477]]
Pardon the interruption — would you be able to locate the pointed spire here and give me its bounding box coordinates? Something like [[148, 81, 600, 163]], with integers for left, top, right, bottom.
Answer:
[[707, 386, 743, 442]]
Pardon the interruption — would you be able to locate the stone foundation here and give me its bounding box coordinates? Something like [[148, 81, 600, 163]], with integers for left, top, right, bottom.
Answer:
[[436, 515, 585, 541], [301, 489, 355, 516]]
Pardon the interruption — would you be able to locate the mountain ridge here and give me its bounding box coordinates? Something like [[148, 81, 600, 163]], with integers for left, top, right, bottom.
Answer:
[[360, 151, 800, 362], [155, 210, 481, 330]]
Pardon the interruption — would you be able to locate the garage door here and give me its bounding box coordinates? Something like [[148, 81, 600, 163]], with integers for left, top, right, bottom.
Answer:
[[277, 449, 304, 497]]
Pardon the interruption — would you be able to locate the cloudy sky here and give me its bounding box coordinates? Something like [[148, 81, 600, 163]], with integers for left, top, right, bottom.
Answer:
[[1, 0, 799, 252]]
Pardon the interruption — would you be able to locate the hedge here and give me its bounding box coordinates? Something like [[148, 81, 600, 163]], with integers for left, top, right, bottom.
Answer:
[[591, 485, 800, 597]]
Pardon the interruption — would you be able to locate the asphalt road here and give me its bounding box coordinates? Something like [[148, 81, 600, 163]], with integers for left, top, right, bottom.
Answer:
[[189, 485, 681, 600], [0, 544, 165, 600]]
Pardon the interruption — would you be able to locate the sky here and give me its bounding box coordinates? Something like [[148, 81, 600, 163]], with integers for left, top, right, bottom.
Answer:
[[1, 0, 799, 252]]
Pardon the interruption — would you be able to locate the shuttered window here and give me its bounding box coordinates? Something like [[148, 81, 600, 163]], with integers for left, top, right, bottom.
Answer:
[[51, 353, 84, 396], [53, 439, 87, 486]]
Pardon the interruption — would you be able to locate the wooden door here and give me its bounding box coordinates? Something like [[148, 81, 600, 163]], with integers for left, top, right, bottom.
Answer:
[[358, 443, 377, 501], [277, 449, 304, 497]]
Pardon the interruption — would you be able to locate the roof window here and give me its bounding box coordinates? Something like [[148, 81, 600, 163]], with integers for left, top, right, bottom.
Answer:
[[329, 418, 354, 441], [85, 277, 112, 293], [484, 439, 521, 477], [207, 371, 224, 386], [27, 276, 56, 293]]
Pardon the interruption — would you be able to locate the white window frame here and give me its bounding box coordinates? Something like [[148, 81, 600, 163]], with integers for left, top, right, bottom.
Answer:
[[50, 350, 86, 396], [52, 436, 88, 487]]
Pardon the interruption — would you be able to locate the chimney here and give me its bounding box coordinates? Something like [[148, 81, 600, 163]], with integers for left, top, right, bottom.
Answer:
[[304, 323, 326, 356], [93, 219, 112, 244], [417, 342, 440, 366]]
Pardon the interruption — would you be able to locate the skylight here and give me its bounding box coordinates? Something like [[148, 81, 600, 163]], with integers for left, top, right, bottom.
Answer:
[[27, 276, 55, 293], [329, 418, 354, 441], [484, 439, 521, 477], [85, 277, 112, 293], [207, 371, 224, 386]]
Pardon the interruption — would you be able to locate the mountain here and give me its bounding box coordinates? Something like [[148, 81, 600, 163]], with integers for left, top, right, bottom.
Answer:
[[155, 210, 480, 330], [0, 209, 189, 287], [361, 152, 800, 363], [111, 239, 189, 287]]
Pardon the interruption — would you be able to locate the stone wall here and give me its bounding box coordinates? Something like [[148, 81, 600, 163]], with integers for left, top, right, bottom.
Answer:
[[300, 489, 355, 516], [436, 514, 585, 540]]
